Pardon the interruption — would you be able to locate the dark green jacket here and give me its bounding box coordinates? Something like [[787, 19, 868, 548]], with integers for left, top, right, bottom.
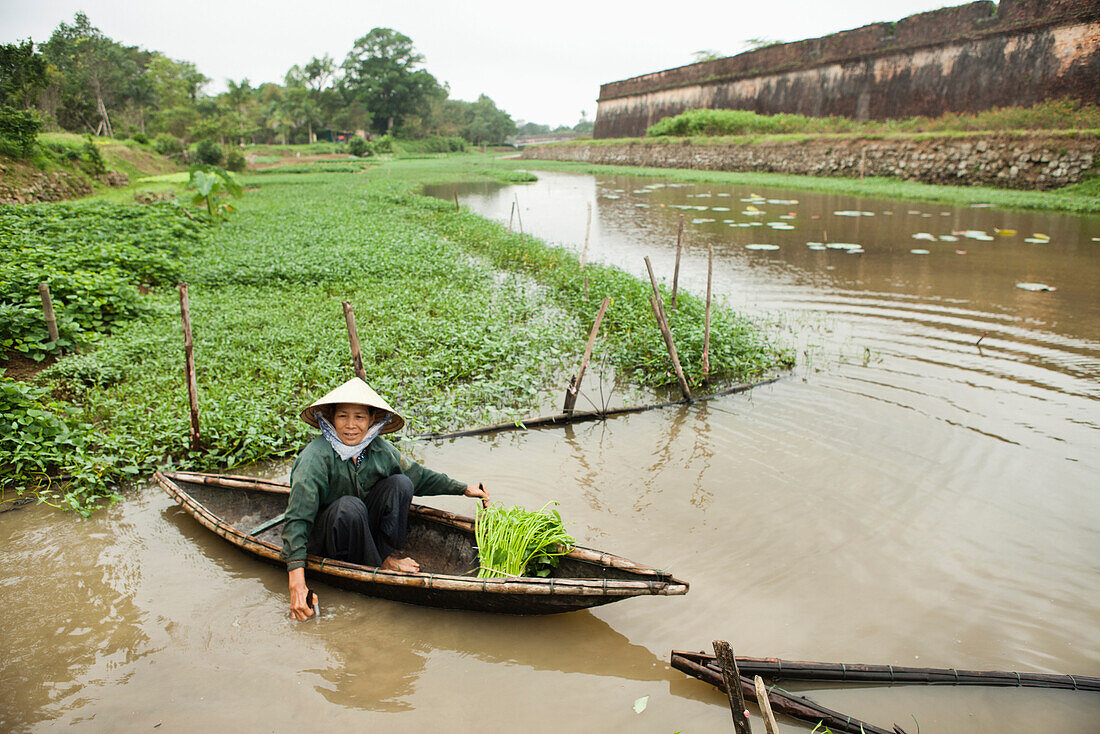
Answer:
[[281, 436, 465, 570]]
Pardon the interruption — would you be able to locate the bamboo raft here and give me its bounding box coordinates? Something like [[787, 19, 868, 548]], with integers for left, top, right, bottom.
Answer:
[[671, 649, 1099, 734], [155, 470, 688, 614]]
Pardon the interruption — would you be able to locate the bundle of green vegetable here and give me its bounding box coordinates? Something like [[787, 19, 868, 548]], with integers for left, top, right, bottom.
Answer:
[[474, 502, 576, 578]]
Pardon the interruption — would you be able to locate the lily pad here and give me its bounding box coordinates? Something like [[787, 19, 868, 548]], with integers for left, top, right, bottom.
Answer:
[[912, 233, 936, 241], [1016, 282, 1056, 291], [633, 695, 649, 714], [995, 229, 1017, 236], [746, 243, 780, 250], [910, 248, 930, 255]]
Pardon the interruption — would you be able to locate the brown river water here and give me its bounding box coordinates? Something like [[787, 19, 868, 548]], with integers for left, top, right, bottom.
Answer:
[[3, 171, 1098, 732]]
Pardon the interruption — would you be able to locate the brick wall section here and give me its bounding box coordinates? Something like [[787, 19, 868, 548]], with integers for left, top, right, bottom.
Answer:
[[594, 1, 1100, 138], [521, 135, 1098, 191]]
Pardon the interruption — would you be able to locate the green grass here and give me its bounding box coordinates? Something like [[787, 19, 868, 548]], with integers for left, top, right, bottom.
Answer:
[[645, 100, 1100, 137], [507, 158, 1100, 214], [4, 155, 789, 513]]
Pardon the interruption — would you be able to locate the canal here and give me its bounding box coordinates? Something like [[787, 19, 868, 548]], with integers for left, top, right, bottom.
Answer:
[[2, 170, 1097, 732]]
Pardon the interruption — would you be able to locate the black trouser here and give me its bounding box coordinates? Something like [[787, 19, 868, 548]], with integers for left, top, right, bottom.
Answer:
[[306, 474, 414, 566]]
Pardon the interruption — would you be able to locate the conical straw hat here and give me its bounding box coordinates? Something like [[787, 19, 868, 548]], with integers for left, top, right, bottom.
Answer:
[[300, 377, 405, 434]]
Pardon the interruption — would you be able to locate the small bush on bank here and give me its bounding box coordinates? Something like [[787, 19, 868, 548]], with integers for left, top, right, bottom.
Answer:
[[0, 105, 42, 158], [154, 133, 184, 157], [348, 136, 370, 157], [225, 149, 246, 172], [193, 139, 225, 166]]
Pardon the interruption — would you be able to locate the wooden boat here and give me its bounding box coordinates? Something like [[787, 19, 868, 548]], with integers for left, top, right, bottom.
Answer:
[[155, 470, 689, 614]]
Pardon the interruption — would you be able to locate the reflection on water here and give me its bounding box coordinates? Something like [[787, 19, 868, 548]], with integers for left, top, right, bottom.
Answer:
[[3, 172, 1098, 733]]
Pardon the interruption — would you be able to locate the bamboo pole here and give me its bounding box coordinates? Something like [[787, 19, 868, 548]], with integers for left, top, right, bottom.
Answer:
[[37, 283, 59, 344], [670, 652, 897, 734], [418, 377, 780, 441], [714, 641, 752, 734], [563, 296, 610, 414], [703, 244, 713, 378], [342, 301, 366, 380], [671, 214, 684, 309], [643, 256, 692, 401], [514, 195, 525, 245], [508, 201, 515, 231], [453, 191, 460, 211], [754, 676, 779, 734], [580, 202, 592, 269], [178, 283, 201, 451], [717, 655, 1100, 691]]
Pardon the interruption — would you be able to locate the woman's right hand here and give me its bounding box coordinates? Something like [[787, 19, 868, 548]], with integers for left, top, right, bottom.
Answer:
[[289, 567, 315, 620]]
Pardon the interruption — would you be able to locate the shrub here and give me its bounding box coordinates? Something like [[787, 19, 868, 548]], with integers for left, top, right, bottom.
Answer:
[[81, 135, 107, 176], [131, 131, 149, 145], [225, 149, 247, 172], [194, 139, 225, 166], [348, 135, 370, 157], [374, 134, 394, 154], [0, 105, 42, 158], [153, 133, 183, 157]]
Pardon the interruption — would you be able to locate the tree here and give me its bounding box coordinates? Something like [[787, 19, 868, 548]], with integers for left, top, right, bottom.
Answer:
[[0, 40, 49, 109], [40, 13, 139, 136], [340, 28, 442, 133], [461, 94, 516, 145]]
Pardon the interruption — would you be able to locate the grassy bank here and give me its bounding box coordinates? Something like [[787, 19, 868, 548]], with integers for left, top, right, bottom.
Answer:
[[2, 155, 790, 513], [643, 101, 1100, 137], [506, 157, 1100, 214]]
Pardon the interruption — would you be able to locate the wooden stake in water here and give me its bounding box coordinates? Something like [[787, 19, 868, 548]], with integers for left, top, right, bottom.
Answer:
[[178, 282, 201, 451], [508, 201, 516, 232], [714, 640, 753, 734], [754, 676, 779, 734], [342, 301, 366, 380], [644, 257, 692, 401], [514, 194, 525, 245], [580, 202, 592, 269], [563, 296, 610, 414], [671, 214, 684, 309], [37, 283, 59, 344], [453, 191, 460, 211], [703, 244, 713, 378]]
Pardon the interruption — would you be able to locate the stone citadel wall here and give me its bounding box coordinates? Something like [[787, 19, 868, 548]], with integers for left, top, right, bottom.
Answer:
[[594, 1, 1100, 139]]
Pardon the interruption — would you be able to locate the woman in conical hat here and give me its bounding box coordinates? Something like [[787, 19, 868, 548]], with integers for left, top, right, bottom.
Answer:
[[283, 377, 489, 621]]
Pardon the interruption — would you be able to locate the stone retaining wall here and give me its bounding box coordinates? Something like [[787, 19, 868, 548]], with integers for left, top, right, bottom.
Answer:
[[522, 135, 1097, 190]]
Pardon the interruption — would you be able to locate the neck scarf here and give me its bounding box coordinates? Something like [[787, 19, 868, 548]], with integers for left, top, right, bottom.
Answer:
[[318, 413, 392, 462]]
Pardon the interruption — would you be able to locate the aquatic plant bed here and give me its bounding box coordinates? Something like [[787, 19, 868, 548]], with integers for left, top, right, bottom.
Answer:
[[2, 156, 789, 513]]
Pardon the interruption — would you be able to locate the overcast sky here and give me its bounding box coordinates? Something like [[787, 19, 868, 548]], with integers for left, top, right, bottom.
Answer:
[[3, 0, 955, 127]]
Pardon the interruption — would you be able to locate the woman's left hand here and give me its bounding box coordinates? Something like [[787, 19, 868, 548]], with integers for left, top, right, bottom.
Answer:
[[464, 483, 489, 507]]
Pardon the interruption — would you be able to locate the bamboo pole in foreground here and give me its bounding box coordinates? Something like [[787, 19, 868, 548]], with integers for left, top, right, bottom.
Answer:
[[671, 214, 684, 309], [703, 244, 713, 377], [754, 676, 780, 734], [37, 283, 59, 344], [178, 283, 201, 450], [714, 641, 753, 734], [563, 296, 610, 414], [342, 301, 366, 380], [643, 256, 691, 401]]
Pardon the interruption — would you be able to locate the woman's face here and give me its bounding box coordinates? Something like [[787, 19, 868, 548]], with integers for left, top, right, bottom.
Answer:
[[331, 403, 373, 445]]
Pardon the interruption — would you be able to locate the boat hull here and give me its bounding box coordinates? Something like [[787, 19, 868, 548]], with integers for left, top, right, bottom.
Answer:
[[156, 470, 688, 614]]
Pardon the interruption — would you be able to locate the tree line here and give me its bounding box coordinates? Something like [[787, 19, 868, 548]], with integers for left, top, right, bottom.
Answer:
[[0, 12, 590, 152]]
